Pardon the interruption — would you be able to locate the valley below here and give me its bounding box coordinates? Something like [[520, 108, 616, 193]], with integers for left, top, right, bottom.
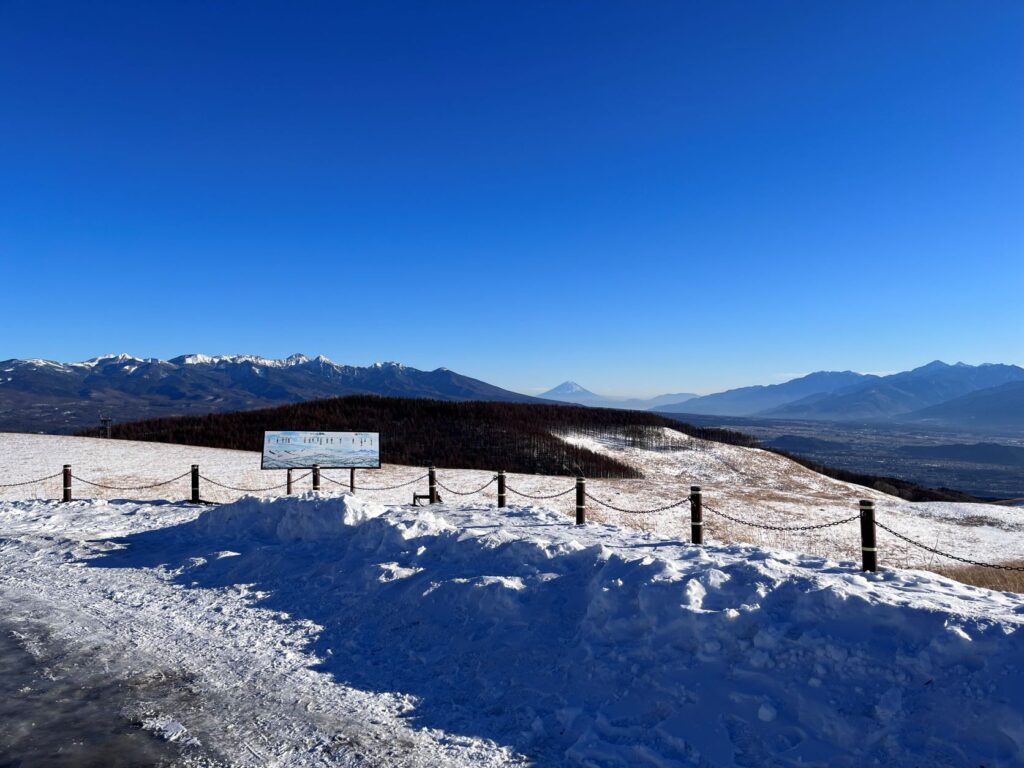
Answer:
[[663, 413, 1024, 500]]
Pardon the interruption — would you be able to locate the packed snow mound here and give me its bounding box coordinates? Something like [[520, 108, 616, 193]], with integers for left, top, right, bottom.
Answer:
[[174, 502, 1024, 766], [194, 491, 390, 541]]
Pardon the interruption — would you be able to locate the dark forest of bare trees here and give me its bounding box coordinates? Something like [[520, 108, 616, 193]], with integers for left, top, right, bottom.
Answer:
[[76, 395, 755, 478], [75, 395, 978, 500]]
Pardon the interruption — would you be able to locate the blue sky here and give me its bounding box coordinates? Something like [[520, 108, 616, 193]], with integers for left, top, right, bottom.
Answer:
[[1, 2, 1021, 396]]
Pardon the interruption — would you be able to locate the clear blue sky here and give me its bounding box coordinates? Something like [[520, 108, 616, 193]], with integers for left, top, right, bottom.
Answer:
[[1, 2, 1021, 396]]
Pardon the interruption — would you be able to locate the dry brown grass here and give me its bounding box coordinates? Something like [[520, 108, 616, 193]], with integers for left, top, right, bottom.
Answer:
[[930, 561, 1024, 593]]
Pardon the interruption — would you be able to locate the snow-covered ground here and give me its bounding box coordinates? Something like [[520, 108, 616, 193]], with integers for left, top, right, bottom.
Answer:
[[2, 433, 1024, 766], [4, 431, 1023, 569]]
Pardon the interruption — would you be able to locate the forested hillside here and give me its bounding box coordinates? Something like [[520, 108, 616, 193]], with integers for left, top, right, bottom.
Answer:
[[77, 395, 753, 478]]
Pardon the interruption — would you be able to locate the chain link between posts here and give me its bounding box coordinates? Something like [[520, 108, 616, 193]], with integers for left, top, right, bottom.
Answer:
[[0, 471, 64, 488], [435, 476, 497, 496], [323, 473, 429, 491], [875, 519, 1024, 572], [198, 474, 295, 492], [71, 471, 193, 491], [505, 484, 576, 500], [583, 492, 688, 515], [703, 504, 861, 532]]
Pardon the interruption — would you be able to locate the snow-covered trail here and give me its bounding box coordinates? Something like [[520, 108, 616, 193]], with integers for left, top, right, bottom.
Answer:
[[0, 498, 518, 767], [2, 491, 1024, 766]]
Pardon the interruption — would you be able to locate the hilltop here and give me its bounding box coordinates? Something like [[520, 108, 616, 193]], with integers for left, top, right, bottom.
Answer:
[[1, 433, 1023, 766]]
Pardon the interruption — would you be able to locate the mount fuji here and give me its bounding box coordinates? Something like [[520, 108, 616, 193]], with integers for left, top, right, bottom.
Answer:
[[540, 381, 698, 411]]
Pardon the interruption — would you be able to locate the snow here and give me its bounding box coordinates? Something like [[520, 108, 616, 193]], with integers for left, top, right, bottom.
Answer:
[[176, 353, 316, 367], [195, 492, 391, 540], [557, 429, 1024, 569], [22, 357, 78, 370], [3, 433, 1024, 765], [3, 430, 1023, 569], [23, 352, 323, 369], [72, 353, 143, 367]]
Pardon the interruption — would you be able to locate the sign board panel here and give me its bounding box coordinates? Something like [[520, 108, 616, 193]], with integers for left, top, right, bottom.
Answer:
[[261, 431, 381, 469]]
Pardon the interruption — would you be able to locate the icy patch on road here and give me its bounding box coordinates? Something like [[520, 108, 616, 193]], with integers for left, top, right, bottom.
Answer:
[[141, 715, 200, 745], [0, 618, 213, 766]]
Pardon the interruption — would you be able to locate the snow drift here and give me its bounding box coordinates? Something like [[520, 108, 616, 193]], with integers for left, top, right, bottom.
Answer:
[[194, 491, 390, 541], [147, 494, 1024, 766]]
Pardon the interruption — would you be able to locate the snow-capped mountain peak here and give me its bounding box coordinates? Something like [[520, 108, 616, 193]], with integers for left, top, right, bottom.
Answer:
[[173, 353, 330, 368], [177, 353, 217, 366], [73, 353, 142, 368], [544, 381, 594, 397]]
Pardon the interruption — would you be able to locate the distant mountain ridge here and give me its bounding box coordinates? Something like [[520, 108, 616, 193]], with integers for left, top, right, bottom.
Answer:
[[658, 361, 1024, 433], [7, 354, 1023, 436], [903, 380, 1024, 432], [658, 371, 872, 416], [0, 353, 541, 433], [540, 381, 697, 411], [764, 362, 1024, 421]]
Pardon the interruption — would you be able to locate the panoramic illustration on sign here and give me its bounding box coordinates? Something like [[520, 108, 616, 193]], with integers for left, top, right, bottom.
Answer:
[[261, 431, 381, 469]]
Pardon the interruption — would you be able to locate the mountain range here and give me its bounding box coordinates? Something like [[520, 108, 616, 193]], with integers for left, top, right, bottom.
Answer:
[[657, 371, 871, 417], [0, 353, 541, 433], [540, 381, 698, 411], [657, 361, 1024, 432], [4, 354, 1022, 436], [904, 380, 1024, 432]]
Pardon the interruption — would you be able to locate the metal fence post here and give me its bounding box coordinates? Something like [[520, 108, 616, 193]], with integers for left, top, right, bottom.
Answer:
[[312, 464, 320, 491], [63, 464, 72, 503], [860, 499, 877, 572], [690, 485, 703, 545], [575, 476, 586, 525], [350, 468, 355, 493], [497, 470, 506, 508], [191, 465, 200, 503], [429, 466, 438, 503], [286, 468, 293, 495]]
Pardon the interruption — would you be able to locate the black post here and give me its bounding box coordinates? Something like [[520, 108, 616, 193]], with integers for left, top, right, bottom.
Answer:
[[860, 499, 877, 572], [350, 468, 355, 493], [191, 465, 200, 504], [575, 476, 586, 525], [429, 466, 438, 504], [690, 486, 703, 545], [286, 468, 293, 495], [312, 464, 320, 492], [62, 464, 72, 503], [497, 470, 506, 508]]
